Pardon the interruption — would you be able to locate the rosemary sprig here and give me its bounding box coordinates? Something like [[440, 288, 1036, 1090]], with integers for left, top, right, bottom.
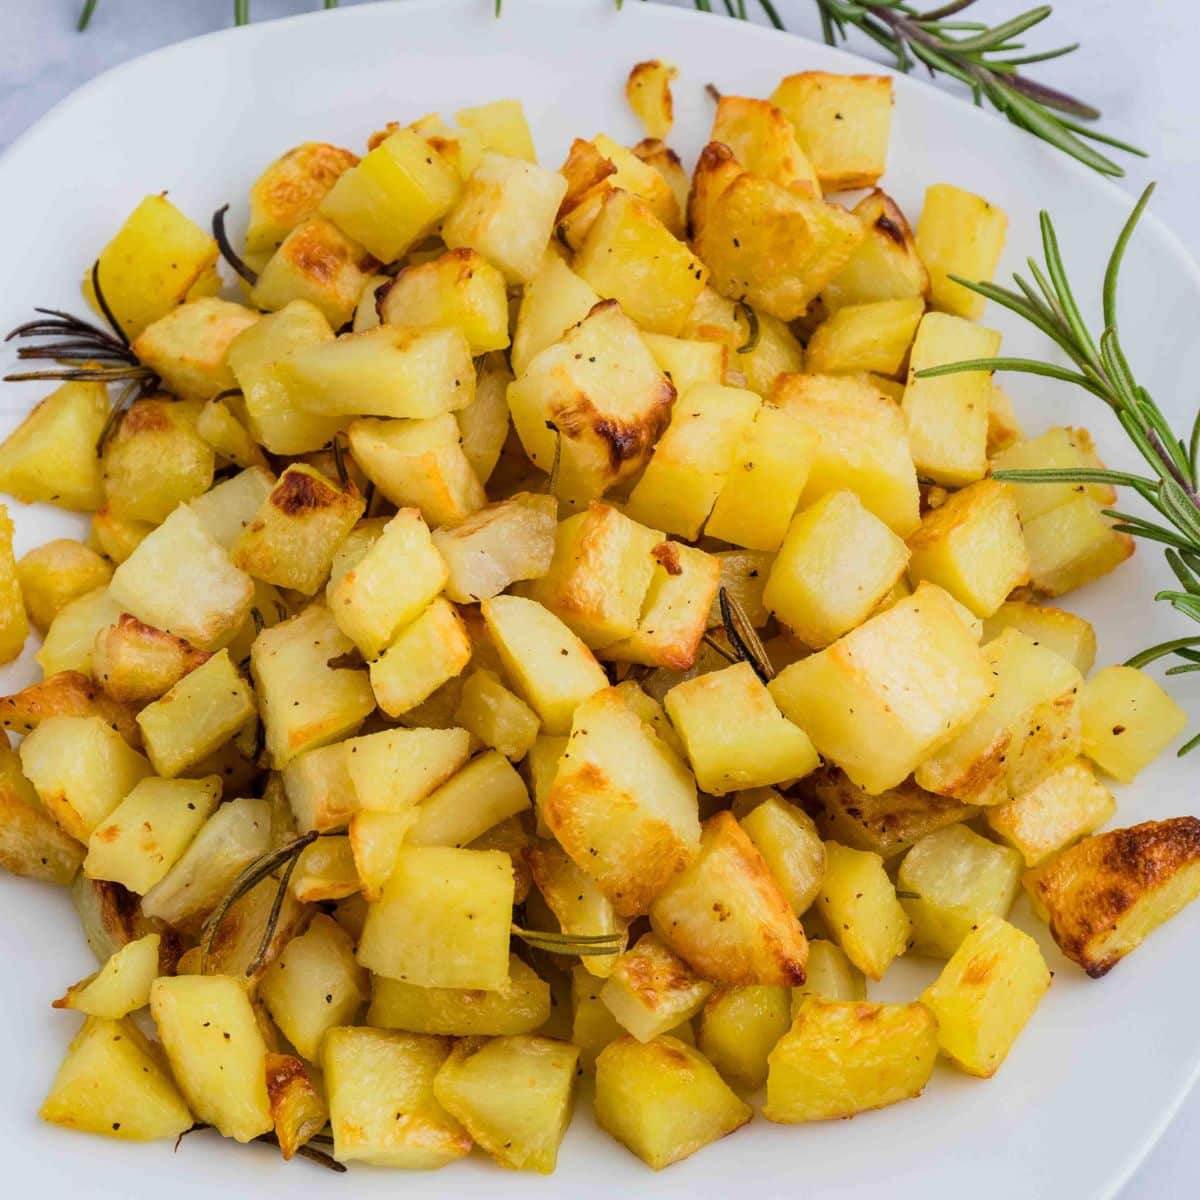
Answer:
[[212, 204, 259, 286], [511, 925, 624, 957], [79, 2, 1136, 177], [916, 182, 1200, 753], [719, 587, 774, 683], [199, 832, 318, 970]]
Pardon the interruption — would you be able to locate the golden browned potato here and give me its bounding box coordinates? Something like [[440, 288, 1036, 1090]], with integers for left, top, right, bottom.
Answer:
[[1025, 818, 1200, 976]]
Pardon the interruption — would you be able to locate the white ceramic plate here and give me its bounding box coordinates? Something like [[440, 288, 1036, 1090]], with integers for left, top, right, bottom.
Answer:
[[2, 2, 1199, 1196]]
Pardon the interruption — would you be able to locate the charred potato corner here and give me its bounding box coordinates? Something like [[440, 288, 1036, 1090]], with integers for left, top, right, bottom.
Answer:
[[0, 61, 1196, 1178]]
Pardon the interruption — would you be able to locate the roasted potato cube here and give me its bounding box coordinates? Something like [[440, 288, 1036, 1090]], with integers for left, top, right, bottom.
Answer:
[[0, 744, 85, 884], [921, 915, 1051, 1076], [770, 72, 893, 191], [323, 1027, 469, 1168], [481, 594, 608, 735], [626, 59, 677, 139], [456, 98, 536, 160], [433, 493, 557, 604], [290, 834, 360, 903], [432, 1035, 578, 1174], [511, 251, 600, 376], [595, 1035, 751, 1170], [0, 505, 25, 664], [800, 766, 975, 859], [902, 312, 1001, 486], [260, 913, 368, 1061], [36, 587, 122, 678], [764, 490, 909, 648], [109, 505, 254, 650], [187, 465, 276, 551], [764, 997, 936, 1122], [251, 604, 375, 768], [456, 350, 512, 483], [738, 795, 825, 916], [986, 758, 1116, 867], [344, 726, 470, 814], [348, 809, 415, 902], [140, 797, 270, 930], [682, 285, 803, 398], [1081, 664, 1188, 781], [822, 189, 929, 311], [101, 396, 214, 524], [40, 1016, 192, 1141], [326, 507, 447, 657], [368, 954, 550, 1036], [601, 932, 713, 1042], [282, 741, 356, 833], [20, 715, 150, 842], [696, 985, 790, 1091], [1026, 818, 1200, 976], [897, 824, 1023, 958], [441, 151, 566, 284], [377, 247, 508, 353], [195, 394, 269, 470], [561, 133, 683, 242], [84, 194, 218, 339], [453, 669, 540, 760], [90, 507, 153, 565], [92, 614, 210, 705], [150, 975, 272, 1142], [665, 662, 818, 795], [571, 967, 630, 1070], [347, 413, 485, 527], [575, 189, 707, 336], [546, 685, 699, 916], [135, 650, 255, 778], [53, 932, 160, 1020], [404, 112, 483, 180], [770, 583, 991, 794], [806, 296, 924, 377], [0, 674, 135, 760], [907, 479, 1030, 617], [226, 300, 343, 455], [358, 846, 514, 989], [245, 140, 358, 257], [709, 94, 819, 191], [604, 540, 720, 671], [633, 137, 689, 215], [1022, 494, 1134, 596], [916, 182, 1008, 319], [625, 383, 760, 539], [528, 839, 624, 977], [84, 776, 220, 894], [916, 628, 1083, 805], [522, 502, 660, 647], [509, 300, 675, 503], [991, 425, 1116, 522], [815, 841, 910, 979], [250, 214, 377, 328], [983, 600, 1096, 676], [408, 750, 530, 847], [773, 372, 920, 536], [641, 331, 726, 396], [320, 127, 461, 261], [704, 404, 814, 552], [693, 163, 864, 321], [0, 381, 107, 510], [279, 324, 474, 421], [132, 298, 259, 401], [650, 811, 807, 985], [794, 939, 866, 1004], [370, 599, 472, 719]]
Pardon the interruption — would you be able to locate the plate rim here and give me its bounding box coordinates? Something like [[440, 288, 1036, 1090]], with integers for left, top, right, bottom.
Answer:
[[1, 2, 1198, 1197]]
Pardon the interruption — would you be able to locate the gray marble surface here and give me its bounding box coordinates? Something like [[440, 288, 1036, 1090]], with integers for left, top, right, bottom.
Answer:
[[0, 2, 1196, 1195]]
